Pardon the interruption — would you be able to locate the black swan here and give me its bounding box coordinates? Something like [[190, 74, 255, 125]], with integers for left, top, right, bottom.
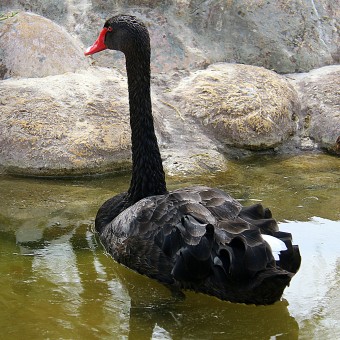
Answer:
[[85, 15, 301, 305]]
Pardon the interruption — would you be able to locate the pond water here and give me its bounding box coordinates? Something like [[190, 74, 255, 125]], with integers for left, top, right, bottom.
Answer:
[[0, 153, 339, 339]]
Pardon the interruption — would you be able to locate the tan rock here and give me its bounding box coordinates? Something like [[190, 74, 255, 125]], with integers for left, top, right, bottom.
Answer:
[[0, 68, 131, 176], [0, 11, 88, 79], [170, 63, 299, 150], [0, 64, 229, 176]]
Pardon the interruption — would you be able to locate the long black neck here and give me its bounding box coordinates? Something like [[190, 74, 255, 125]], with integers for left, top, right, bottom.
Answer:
[[124, 47, 167, 205]]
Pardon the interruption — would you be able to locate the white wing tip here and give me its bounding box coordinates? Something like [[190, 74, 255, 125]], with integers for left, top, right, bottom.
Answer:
[[262, 234, 287, 261]]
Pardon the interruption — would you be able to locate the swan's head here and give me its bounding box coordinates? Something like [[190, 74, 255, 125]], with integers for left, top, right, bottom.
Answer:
[[85, 15, 150, 56]]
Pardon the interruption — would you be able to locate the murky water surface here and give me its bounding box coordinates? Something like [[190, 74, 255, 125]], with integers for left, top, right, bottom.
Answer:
[[0, 154, 339, 339]]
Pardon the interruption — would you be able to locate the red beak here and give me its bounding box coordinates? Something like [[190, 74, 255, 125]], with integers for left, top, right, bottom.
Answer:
[[84, 27, 108, 56]]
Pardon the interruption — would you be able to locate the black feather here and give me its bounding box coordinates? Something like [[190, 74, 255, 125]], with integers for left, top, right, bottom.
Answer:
[[88, 15, 301, 305]]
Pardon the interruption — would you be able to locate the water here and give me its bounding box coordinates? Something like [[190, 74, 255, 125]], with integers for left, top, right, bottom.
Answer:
[[0, 153, 339, 339]]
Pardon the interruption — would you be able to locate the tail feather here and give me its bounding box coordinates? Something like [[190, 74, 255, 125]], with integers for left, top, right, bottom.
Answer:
[[171, 211, 300, 303], [172, 222, 275, 285], [172, 224, 214, 283], [239, 203, 274, 220], [164, 202, 300, 303], [239, 204, 278, 233], [268, 231, 301, 274]]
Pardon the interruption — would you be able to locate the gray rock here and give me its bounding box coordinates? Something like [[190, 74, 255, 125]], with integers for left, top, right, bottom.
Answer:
[[83, 0, 339, 74], [0, 11, 88, 79], [1, 62, 338, 177], [1, 0, 338, 73], [155, 87, 228, 176], [287, 65, 340, 154], [0, 0, 67, 23], [169, 0, 338, 73]]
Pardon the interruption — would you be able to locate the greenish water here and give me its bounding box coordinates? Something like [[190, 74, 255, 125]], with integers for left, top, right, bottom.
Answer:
[[0, 153, 339, 339]]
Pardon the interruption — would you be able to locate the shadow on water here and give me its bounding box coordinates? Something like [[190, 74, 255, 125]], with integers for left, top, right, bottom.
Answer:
[[0, 153, 339, 339]]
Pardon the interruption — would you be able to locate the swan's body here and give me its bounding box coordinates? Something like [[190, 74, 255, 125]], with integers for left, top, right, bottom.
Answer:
[[86, 15, 301, 305]]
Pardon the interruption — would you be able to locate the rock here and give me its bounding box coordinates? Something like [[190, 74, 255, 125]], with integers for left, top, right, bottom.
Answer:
[[0, 1, 67, 23], [287, 65, 340, 155], [0, 65, 229, 176], [1, 62, 338, 177], [168, 0, 338, 73], [0, 68, 132, 176], [168, 63, 299, 150], [0, 11, 88, 79], [1, 1, 338, 74], [0, 2, 339, 176], [155, 98, 228, 176], [80, 0, 339, 74]]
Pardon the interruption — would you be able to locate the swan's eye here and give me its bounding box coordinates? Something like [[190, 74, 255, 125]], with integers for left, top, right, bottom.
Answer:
[[107, 26, 113, 32]]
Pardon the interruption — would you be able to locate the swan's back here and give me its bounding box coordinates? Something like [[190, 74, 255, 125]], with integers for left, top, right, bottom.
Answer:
[[97, 186, 300, 304]]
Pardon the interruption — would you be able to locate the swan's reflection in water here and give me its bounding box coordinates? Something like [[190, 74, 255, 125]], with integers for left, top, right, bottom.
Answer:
[[8, 223, 299, 339]]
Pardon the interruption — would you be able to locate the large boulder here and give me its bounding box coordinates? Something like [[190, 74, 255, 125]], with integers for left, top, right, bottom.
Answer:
[[1, 1, 338, 74], [0, 68, 132, 176], [288, 65, 340, 154], [0, 3, 338, 176], [0, 65, 228, 176], [169, 0, 338, 73], [168, 63, 299, 150], [82, 0, 339, 74], [0, 11, 88, 79]]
